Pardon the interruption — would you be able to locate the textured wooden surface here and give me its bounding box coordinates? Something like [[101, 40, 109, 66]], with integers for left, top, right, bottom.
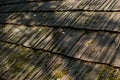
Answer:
[[0, 42, 120, 80], [0, 0, 120, 80], [0, 24, 120, 66], [0, 12, 120, 31], [0, 0, 120, 11]]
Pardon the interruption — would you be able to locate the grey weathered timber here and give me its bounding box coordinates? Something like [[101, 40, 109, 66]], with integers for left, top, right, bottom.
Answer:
[[0, 0, 120, 80], [0, 0, 120, 12], [1, 42, 120, 80], [0, 25, 120, 67], [0, 12, 120, 31]]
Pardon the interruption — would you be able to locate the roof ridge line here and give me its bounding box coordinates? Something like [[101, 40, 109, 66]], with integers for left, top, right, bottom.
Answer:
[[0, 40, 120, 69]]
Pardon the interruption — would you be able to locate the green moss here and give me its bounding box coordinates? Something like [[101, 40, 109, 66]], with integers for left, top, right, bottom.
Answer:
[[13, 66, 22, 72], [97, 66, 120, 80], [53, 72, 64, 79], [42, 27, 50, 34], [43, 75, 50, 80], [116, 73, 120, 80], [2, 62, 9, 69], [107, 69, 116, 80], [97, 66, 109, 80], [16, 60, 25, 68], [61, 69, 69, 75], [53, 69, 68, 79], [88, 40, 94, 46], [68, 76, 73, 80], [54, 63, 62, 69], [91, 48, 96, 53], [7, 57, 15, 65], [25, 67, 39, 79]]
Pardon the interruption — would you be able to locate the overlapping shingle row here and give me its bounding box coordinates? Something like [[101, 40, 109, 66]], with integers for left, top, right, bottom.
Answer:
[[0, 0, 120, 80], [0, 42, 120, 80]]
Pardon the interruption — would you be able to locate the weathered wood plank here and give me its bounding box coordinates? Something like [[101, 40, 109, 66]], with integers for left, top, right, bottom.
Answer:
[[0, 12, 119, 31], [0, 0, 119, 12], [80, 32, 98, 60], [0, 25, 120, 67], [89, 32, 112, 62], [0, 42, 120, 80]]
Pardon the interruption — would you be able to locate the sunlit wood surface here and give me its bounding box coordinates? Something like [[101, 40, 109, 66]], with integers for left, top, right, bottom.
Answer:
[[0, 0, 120, 80]]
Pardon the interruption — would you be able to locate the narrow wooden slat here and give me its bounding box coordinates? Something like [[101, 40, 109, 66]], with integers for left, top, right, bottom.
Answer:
[[0, 43, 12, 62], [83, 32, 105, 61], [48, 29, 69, 51], [109, 35, 120, 66], [84, 65, 101, 80], [36, 30, 56, 49], [0, 24, 120, 67], [0, 0, 120, 12], [22, 27, 42, 47], [0, 45, 21, 76], [19, 53, 55, 80], [23, 52, 48, 80], [51, 29, 75, 53], [105, 13, 119, 30], [55, 30, 75, 53], [2, 49, 32, 79], [29, 54, 56, 80], [38, 56, 58, 80], [101, 12, 116, 30], [64, 31, 84, 55], [43, 29, 63, 50], [0, 45, 17, 66], [98, 0, 111, 10], [67, 32, 86, 57], [88, 0, 106, 10], [104, 0, 115, 10], [34, 28, 54, 48], [0, 42, 120, 80], [93, 33, 115, 62], [12, 50, 46, 80], [72, 31, 96, 58], [80, 32, 98, 60], [106, 35, 120, 64], [78, 0, 91, 9], [98, 33, 117, 63], [0, 12, 119, 31], [0, 25, 16, 41], [107, 0, 117, 10]]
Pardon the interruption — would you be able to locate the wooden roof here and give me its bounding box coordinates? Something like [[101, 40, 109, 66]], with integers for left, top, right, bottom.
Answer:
[[0, 0, 120, 80]]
